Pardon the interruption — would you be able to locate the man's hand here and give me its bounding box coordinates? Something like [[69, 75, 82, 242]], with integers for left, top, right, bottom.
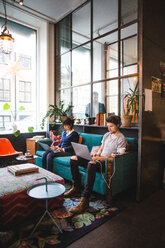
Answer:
[[91, 152, 98, 157], [91, 155, 106, 162]]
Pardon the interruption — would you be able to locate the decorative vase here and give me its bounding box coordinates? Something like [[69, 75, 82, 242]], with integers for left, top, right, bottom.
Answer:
[[12, 122, 17, 132], [121, 115, 132, 127]]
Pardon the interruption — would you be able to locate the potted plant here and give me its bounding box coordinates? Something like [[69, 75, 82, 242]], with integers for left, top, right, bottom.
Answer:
[[41, 100, 73, 129], [3, 103, 25, 137], [121, 81, 139, 127]]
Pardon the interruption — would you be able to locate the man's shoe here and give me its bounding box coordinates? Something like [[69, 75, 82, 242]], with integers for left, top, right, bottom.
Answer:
[[64, 186, 81, 198], [70, 197, 89, 214]]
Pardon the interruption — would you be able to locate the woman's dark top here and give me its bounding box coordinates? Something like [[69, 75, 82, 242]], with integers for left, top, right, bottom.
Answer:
[[58, 130, 79, 154]]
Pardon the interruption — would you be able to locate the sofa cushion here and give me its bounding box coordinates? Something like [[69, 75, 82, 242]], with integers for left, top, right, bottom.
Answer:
[[54, 156, 72, 167], [79, 133, 103, 151], [36, 150, 45, 157]]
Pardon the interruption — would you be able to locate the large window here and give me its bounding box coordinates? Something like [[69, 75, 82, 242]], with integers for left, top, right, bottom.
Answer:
[[55, 0, 138, 119], [0, 115, 11, 129], [0, 79, 11, 101], [0, 18, 37, 132], [19, 81, 31, 103]]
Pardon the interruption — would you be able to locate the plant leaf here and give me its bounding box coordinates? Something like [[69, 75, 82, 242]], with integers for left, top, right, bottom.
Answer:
[[19, 106, 25, 111], [3, 103, 10, 111]]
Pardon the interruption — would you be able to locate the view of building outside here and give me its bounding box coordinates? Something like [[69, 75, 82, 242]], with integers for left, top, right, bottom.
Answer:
[[0, 18, 37, 132]]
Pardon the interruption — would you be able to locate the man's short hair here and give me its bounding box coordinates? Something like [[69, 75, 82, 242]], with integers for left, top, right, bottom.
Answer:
[[106, 115, 121, 126], [93, 91, 98, 96]]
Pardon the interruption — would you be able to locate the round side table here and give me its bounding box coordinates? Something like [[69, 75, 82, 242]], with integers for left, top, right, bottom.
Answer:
[[27, 178, 65, 236], [16, 155, 38, 162]]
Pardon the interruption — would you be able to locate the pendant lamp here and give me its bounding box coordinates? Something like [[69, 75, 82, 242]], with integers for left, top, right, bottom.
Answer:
[[0, 0, 14, 54]]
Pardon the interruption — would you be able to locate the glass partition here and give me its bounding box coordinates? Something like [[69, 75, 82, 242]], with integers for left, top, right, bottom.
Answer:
[[56, 15, 71, 56], [72, 2, 91, 48], [56, 52, 71, 89], [106, 80, 118, 115], [72, 85, 91, 119], [93, 31, 118, 81], [72, 44, 91, 86], [55, 0, 139, 119], [121, 23, 138, 76], [93, 0, 118, 38], [121, 0, 138, 25]]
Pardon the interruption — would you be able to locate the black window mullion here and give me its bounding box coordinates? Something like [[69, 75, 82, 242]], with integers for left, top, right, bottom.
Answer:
[[118, 0, 121, 116], [90, 0, 93, 117]]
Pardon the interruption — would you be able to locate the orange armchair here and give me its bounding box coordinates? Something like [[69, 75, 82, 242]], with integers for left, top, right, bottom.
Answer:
[[0, 138, 22, 157]]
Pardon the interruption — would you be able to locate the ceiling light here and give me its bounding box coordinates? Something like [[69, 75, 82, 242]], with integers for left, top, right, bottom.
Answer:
[[0, 0, 14, 54], [19, 0, 23, 5]]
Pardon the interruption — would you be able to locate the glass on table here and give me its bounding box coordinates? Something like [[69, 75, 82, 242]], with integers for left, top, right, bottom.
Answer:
[[18, 152, 24, 159]]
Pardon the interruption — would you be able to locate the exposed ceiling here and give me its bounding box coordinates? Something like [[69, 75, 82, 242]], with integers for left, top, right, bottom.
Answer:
[[4, 0, 87, 23]]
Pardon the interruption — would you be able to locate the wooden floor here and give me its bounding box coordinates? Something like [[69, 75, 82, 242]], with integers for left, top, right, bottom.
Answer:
[[67, 189, 165, 248]]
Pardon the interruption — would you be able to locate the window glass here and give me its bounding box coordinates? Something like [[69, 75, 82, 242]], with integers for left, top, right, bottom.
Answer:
[[90, 82, 106, 117], [121, 24, 138, 76], [0, 51, 10, 65], [121, 0, 138, 25], [73, 85, 90, 119], [19, 54, 31, 69], [60, 88, 71, 107], [19, 81, 31, 102], [56, 52, 71, 89], [121, 36, 138, 76], [72, 2, 90, 48], [0, 78, 11, 101], [0, 115, 11, 129], [106, 80, 118, 115], [121, 23, 137, 39], [93, 0, 118, 38], [72, 44, 91, 85], [56, 15, 71, 56], [55, 2, 139, 120], [0, 17, 37, 132], [93, 32, 118, 81], [106, 96, 118, 115]]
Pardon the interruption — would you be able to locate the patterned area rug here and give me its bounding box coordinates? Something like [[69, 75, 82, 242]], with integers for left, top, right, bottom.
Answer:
[[0, 195, 123, 248]]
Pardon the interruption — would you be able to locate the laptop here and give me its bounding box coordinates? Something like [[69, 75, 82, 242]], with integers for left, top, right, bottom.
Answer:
[[39, 142, 61, 153], [71, 142, 93, 161]]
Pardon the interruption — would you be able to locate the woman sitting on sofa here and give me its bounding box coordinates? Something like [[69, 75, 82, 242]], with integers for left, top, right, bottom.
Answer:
[[42, 117, 79, 172]]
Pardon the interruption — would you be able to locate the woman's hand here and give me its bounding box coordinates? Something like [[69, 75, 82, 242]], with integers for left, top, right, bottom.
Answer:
[[56, 147, 65, 152], [50, 146, 57, 150]]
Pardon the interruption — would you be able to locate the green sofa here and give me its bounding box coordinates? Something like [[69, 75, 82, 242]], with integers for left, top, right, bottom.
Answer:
[[35, 132, 138, 197]]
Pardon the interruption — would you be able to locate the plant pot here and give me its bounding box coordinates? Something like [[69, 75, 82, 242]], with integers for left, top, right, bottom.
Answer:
[[60, 115, 67, 122], [121, 115, 132, 127]]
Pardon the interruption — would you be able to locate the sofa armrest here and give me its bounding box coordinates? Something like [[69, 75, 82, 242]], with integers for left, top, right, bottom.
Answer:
[[105, 151, 137, 204], [37, 139, 52, 151]]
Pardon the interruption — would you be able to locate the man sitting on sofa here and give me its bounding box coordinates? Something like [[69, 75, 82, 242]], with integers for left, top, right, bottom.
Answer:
[[64, 115, 127, 214]]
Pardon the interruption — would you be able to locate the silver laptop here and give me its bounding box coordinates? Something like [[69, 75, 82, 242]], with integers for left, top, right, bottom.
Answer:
[[39, 142, 60, 153], [71, 142, 92, 161]]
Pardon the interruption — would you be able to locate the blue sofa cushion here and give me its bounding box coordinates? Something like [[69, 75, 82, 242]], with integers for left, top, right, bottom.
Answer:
[[54, 156, 72, 167], [79, 133, 103, 151]]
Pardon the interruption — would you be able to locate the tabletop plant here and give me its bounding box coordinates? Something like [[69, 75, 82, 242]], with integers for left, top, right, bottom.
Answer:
[[122, 81, 139, 126], [41, 100, 73, 129]]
